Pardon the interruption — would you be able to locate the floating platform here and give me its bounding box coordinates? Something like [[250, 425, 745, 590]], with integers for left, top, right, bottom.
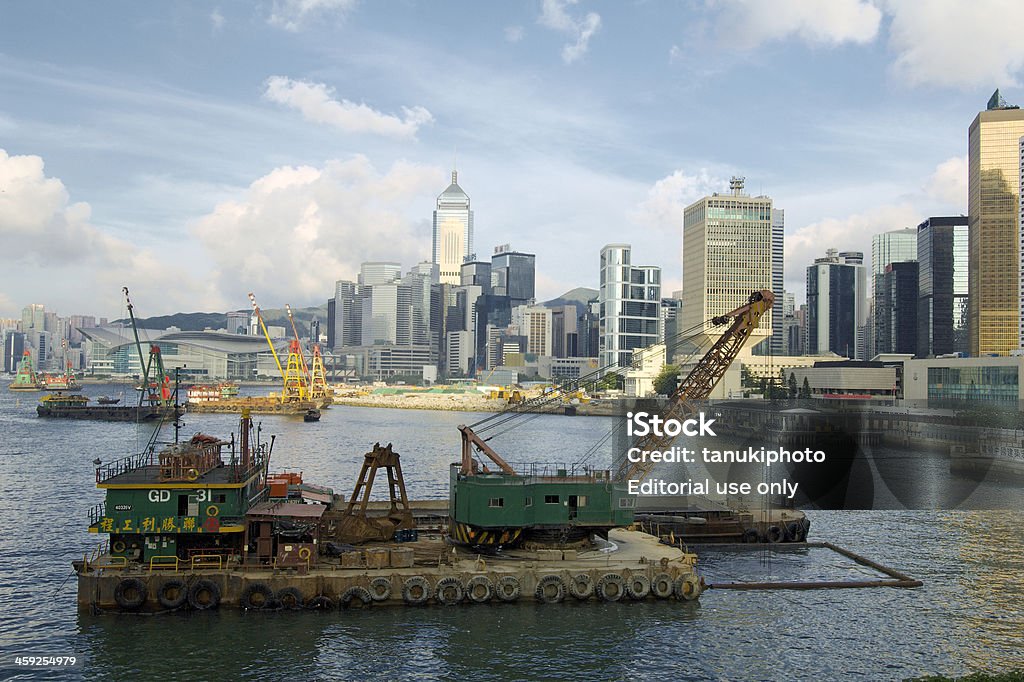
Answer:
[[37, 403, 182, 422], [186, 397, 319, 415], [75, 528, 705, 612]]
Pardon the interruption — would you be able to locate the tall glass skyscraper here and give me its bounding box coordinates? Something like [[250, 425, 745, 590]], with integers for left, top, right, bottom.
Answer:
[[432, 170, 473, 286], [968, 90, 1024, 356], [917, 216, 969, 357], [599, 244, 661, 369], [806, 250, 867, 358]]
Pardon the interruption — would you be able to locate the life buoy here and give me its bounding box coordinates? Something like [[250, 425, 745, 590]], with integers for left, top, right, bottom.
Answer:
[[157, 579, 188, 610], [596, 573, 624, 602], [241, 582, 273, 610], [306, 595, 334, 610], [651, 573, 674, 599], [186, 469, 199, 481], [368, 577, 392, 602], [766, 525, 784, 543], [114, 577, 147, 611], [297, 546, 311, 561], [340, 585, 372, 609], [741, 528, 760, 543], [188, 579, 221, 610], [401, 576, 432, 606], [276, 587, 304, 610], [674, 573, 702, 601], [626, 573, 651, 601], [111, 540, 127, 553], [466, 576, 493, 604], [534, 575, 566, 604], [495, 575, 521, 602], [435, 577, 465, 605], [206, 505, 219, 517], [568, 573, 594, 600]]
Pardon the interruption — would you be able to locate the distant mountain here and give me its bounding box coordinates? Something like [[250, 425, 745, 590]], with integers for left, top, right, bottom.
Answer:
[[542, 287, 598, 316], [114, 304, 328, 335]]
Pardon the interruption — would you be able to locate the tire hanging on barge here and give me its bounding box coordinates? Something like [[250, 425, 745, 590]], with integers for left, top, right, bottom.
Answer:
[[466, 576, 493, 604], [568, 573, 594, 600], [435, 577, 464, 606], [535, 575, 566, 604], [651, 573, 674, 599], [188, 579, 221, 610], [596, 573, 624, 602], [114, 577, 147, 611], [241, 582, 273, 610], [626, 574, 651, 601], [368, 577, 392, 602], [402, 577, 432, 606], [157, 579, 188, 610], [276, 587, 304, 610], [495, 576, 521, 602], [339, 586, 372, 609]]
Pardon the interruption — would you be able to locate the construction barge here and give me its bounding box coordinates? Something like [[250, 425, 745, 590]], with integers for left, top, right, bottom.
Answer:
[[76, 413, 705, 612]]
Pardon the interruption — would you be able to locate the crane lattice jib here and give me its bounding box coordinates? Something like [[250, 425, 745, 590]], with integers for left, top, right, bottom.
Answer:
[[615, 289, 774, 484]]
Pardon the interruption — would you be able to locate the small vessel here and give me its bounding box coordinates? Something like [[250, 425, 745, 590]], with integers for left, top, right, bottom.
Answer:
[[8, 350, 43, 391], [42, 364, 82, 392], [37, 392, 181, 421], [303, 407, 321, 422], [97, 396, 121, 405]]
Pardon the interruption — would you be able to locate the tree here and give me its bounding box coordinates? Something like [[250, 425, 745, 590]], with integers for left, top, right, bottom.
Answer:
[[788, 372, 798, 399], [799, 376, 812, 399], [652, 364, 680, 396]]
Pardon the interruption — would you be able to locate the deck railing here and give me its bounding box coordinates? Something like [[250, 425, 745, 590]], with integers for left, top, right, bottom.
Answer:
[[95, 451, 152, 484]]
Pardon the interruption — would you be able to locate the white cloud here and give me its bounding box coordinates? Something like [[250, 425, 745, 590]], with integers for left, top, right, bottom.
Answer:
[[885, 0, 1024, 88], [710, 0, 881, 50], [631, 168, 726, 232], [504, 25, 524, 43], [210, 8, 225, 32], [924, 155, 967, 209], [538, 0, 601, 64], [785, 202, 919, 290], [263, 76, 433, 139], [267, 0, 356, 32], [190, 156, 443, 306], [0, 149, 212, 315]]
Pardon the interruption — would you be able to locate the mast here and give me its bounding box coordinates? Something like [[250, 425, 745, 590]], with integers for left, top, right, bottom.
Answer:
[[123, 287, 149, 407]]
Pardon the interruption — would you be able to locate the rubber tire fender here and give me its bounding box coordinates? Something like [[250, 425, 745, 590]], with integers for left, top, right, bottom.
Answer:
[[240, 582, 273, 610], [156, 578, 188, 610], [626, 573, 651, 601], [339, 585, 372, 609], [651, 573, 674, 599], [466, 576, 493, 604], [534, 575, 566, 604], [306, 595, 334, 610], [568, 573, 594, 600], [114, 577, 147, 611], [595, 573, 624, 602], [495, 575, 521, 602], [674, 573, 702, 601], [786, 521, 805, 542], [401, 576, 432, 606], [766, 525, 784, 543], [435, 577, 465, 606], [188, 579, 221, 610], [368, 577, 392, 602], [276, 586, 304, 610], [741, 528, 760, 543]]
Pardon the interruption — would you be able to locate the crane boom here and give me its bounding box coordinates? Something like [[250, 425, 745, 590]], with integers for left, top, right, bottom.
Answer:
[[249, 293, 286, 378], [614, 289, 774, 483]]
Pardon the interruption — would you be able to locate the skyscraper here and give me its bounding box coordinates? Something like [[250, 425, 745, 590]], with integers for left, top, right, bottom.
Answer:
[[872, 228, 917, 355], [599, 244, 661, 368], [682, 178, 774, 348], [432, 170, 473, 285], [917, 216, 969, 357], [490, 245, 536, 306], [968, 90, 1024, 356], [872, 228, 917, 278], [769, 208, 785, 354], [807, 249, 867, 358], [875, 261, 919, 355]]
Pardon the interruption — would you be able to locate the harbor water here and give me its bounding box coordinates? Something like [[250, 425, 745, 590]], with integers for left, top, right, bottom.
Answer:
[[0, 385, 1022, 681]]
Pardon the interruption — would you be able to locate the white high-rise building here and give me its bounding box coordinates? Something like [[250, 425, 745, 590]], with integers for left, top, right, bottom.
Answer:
[[682, 178, 774, 348], [770, 208, 785, 353], [432, 170, 474, 285], [511, 305, 553, 357], [599, 244, 661, 369]]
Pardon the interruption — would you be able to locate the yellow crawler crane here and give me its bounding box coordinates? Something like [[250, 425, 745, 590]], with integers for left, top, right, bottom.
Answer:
[[249, 293, 309, 403]]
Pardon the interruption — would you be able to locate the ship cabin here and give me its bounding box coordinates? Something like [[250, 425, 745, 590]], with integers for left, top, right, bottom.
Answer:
[[40, 393, 89, 408], [89, 426, 269, 570], [449, 425, 635, 547]]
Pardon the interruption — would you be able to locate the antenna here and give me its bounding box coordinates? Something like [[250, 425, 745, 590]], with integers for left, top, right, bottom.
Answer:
[[729, 176, 745, 195]]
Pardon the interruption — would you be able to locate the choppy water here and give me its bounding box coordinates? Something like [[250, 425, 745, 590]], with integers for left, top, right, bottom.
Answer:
[[0, 385, 1022, 681]]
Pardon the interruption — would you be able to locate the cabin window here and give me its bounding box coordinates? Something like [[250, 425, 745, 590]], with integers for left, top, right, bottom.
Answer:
[[214, 493, 227, 503], [524, 497, 533, 507], [488, 498, 504, 508], [544, 495, 560, 504], [619, 497, 636, 508], [177, 494, 189, 516], [573, 495, 588, 507]]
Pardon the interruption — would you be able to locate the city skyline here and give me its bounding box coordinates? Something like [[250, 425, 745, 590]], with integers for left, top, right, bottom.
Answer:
[[1, 2, 1019, 317]]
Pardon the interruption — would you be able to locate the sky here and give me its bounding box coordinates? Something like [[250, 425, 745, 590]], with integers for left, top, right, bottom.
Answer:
[[1, 0, 1022, 319]]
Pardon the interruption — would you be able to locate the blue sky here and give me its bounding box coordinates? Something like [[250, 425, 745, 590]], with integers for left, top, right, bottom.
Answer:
[[1, 0, 1021, 318]]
